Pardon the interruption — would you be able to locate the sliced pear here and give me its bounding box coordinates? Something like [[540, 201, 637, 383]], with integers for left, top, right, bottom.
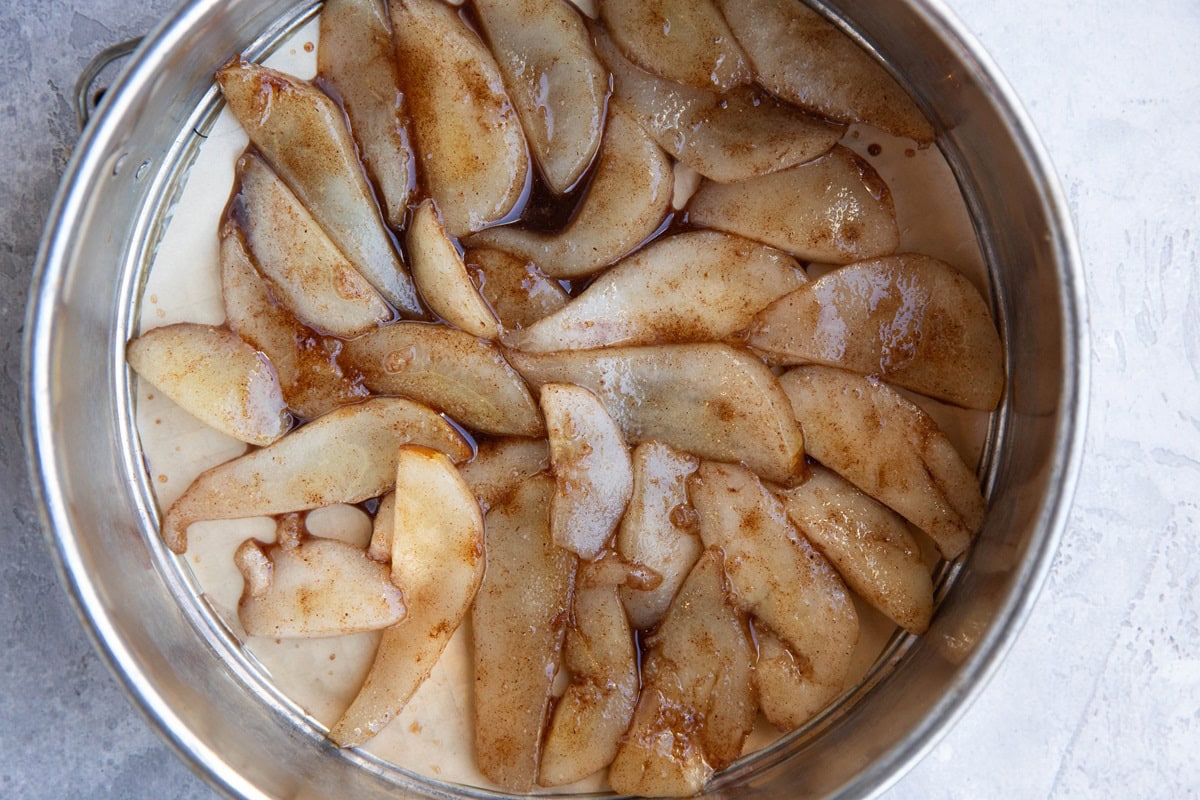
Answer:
[[338, 322, 542, 436], [578, 549, 663, 591], [161, 397, 472, 553], [127, 322, 290, 447], [465, 248, 569, 330], [539, 565, 639, 786], [752, 626, 830, 730], [233, 153, 390, 338], [599, 0, 750, 92], [236, 538, 406, 638], [748, 254, 1004, 409], [779, 365, 985, 559], [688, 145, 899, 263], [458, 438, 551, 512], [616, 440, 700, 630], [220, 230, 368, 420], [215, 59, 420, 316], [473, 0, 606, 193], [330, 446, 485, 746], [716, 0, 934, 143], [366, 491, 395, 563], [469, 106, 673, 278], [541, 383, 634, 560], [508, 344, 804, 484], [689, 461, 858, 724], [389, 0, 528, 237], [595, 29, 841, 182], [318, 0, 415, 228], [608, 549, 754, 797], [407, 201, 501, 339], [775, 465, 933, 634], [473, 473, 577, 792], [505, 231, 807, 352]]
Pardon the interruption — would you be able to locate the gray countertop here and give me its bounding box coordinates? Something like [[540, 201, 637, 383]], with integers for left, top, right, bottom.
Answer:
[[2, 0, 1198, 797]]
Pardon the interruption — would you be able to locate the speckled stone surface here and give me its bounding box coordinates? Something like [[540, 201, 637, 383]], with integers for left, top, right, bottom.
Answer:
[[2, 1, 1197, 798]]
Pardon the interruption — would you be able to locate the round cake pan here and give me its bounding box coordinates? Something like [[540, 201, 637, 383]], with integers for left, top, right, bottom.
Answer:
[[24, 1, 1087, 797]]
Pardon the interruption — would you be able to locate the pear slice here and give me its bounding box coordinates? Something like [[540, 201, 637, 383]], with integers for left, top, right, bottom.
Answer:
[[220, 229, 368, 420], [541, 383, 634, 560], [161, 397, 472, 553], [688, 145, 899, 264], [748, 254, 1004, 410], [779, 365, 985, 559], [689, 461, 859, 726], [752, 626, 828, 730], [775, 465, 933, 634], [468, 106, 673, 278], [233, 153, 390, 338], [616, 441, 701, 630], [338, 322, 543, 436], [458, 437, 551, 512], [594, 29, 842, 183], [473, 473, 577, 792], [366, 491, 395, 563], [407, 201, 502, 340], [539, 561, 639, 786], [508, 344, 804, 485], [330, 446, 485, 746], [389, 0, 529, 237], [473, 0, 607, 193], [215, 59, 420, 316], [716, 0, 934, 143], [599, 0, 750, 92], [318, 0, 415, 228], [608, 549, 754, 797], [127, 322, 290, 447], [505, 231, 807, 352], [465, 248, 569, 330], [236, 538, 405, 638]]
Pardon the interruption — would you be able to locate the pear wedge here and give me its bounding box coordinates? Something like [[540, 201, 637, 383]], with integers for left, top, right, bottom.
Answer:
[[233, 153, 390, 338], [160, 397, 472, 553], [716, 0, 934, 143], [318, 0, 415, 228], [330, 446, 485, 747], [459, 437, 551, 512], [465, 248, 569, 330], [389, 0, 529, 237], [469, 106, 673, 278], [599, 0, 750, 92], [539, 561, 639, 786], [688, 145, 899, 263], [473, 473, 577, 792], [366, 491, 395, 563], [508, 343, 804, 484], [339, 322, 542, 436], [616, 441, 700, 630], [776, 465, 933, 634], [752, 626, 830, 730], [779, 365, 985, 559], [541, 383, 634, 560], [748, 254, 1004, 410], [127, 322, 290, 447], [236, 538, 405, 638], [595, 29, 842, 183], [474, 0, 607, 193], [688, 461, 859, 726], [220, 229, 368, 420], [505, 231, 807, 352], [608, 549, 754, 797], [407, 200, 501, 339], [215, 59, 420, 316]]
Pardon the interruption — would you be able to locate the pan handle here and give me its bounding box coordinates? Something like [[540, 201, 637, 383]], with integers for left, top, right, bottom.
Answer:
[[74, 38, 144, 130]]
